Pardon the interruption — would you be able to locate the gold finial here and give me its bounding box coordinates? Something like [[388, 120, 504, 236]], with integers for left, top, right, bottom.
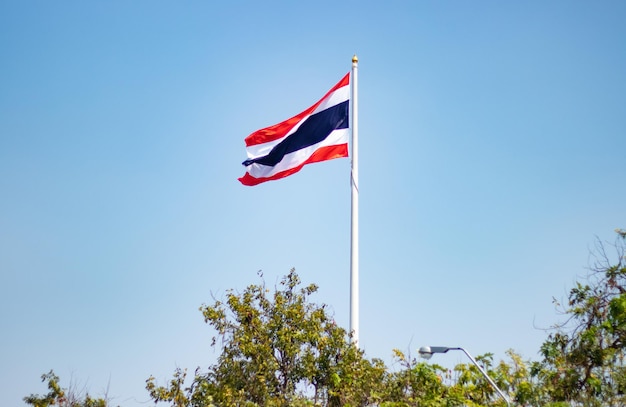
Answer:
[[352, 54, 358, 63]]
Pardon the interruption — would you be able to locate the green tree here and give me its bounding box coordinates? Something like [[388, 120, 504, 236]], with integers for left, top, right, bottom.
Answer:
[[538, 230, 626, 406], [380, 349, 451, 407], [449, 352, 506, 407], [412, 348, 565, 407], [24, 370, 110, 407], [147, 269, 384, 407], [498, 350, 552, 407]]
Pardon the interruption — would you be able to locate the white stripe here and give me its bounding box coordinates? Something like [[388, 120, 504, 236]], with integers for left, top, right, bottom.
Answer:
[[245, 84, 350, 160], [312, 85, 349, 114], [245, 128, 349, 179]]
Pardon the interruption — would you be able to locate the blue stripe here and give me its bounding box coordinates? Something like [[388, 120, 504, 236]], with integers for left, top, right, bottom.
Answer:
[[242, 100, 349, 167]]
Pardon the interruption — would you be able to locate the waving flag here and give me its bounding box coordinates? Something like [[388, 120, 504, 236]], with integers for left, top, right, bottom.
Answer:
[[238, 73, 350, 186]]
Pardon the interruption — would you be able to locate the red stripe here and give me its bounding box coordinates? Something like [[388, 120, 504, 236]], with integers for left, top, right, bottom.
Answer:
[[238, 143, 348, 186], [244, 73, 350, 147]]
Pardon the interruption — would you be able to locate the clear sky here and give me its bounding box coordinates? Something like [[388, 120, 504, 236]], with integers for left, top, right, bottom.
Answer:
[[1, 1, 625, 406]]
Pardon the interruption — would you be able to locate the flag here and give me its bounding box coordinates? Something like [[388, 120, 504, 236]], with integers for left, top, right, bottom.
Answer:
[[238, 73, 350, 186]]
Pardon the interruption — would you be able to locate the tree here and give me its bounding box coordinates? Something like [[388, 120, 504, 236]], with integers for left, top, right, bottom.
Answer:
[[380, 349, 450, 407], [24, 370, 110, 407], [538, 229, 626, 406], [147, 269, 385, 407], [497, 350, 554, 407], [444, 350, 558, 407]]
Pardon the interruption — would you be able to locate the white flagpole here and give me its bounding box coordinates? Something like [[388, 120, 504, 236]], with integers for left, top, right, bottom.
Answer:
[[350, 55, 359, 345]]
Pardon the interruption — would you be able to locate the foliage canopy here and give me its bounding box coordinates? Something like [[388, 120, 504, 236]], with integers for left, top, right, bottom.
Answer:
[[24, 370, 109, 407]]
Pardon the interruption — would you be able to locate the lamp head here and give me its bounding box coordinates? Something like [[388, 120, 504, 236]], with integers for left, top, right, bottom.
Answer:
[[418, 346, 433, 359], [419, 346, 454, 359]]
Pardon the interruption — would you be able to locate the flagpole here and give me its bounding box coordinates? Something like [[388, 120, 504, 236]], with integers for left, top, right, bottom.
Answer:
[[350, 55, 359, 345]]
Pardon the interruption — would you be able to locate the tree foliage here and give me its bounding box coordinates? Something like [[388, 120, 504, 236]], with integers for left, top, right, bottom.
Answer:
[[24, 370, 110, 407], [380, 349, 450, 407], [538, 230, 626, 406], [147, 269, 385, 407]]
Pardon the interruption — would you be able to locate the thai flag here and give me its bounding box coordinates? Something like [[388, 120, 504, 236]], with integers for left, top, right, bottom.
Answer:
[[238, 73, 350, 186]]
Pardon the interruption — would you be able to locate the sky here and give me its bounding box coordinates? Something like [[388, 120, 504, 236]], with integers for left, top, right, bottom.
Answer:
[[1, 1, 625, 405]]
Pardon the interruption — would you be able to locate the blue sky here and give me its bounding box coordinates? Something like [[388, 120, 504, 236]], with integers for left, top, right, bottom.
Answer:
[[1, 1, 625, 405]]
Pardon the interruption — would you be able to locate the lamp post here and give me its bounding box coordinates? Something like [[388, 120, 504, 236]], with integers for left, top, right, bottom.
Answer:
[[418, 346, 511, 407]]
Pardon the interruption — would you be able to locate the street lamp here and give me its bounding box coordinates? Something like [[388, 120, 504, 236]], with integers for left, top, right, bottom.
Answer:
[[418, 346, 510, 407]]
